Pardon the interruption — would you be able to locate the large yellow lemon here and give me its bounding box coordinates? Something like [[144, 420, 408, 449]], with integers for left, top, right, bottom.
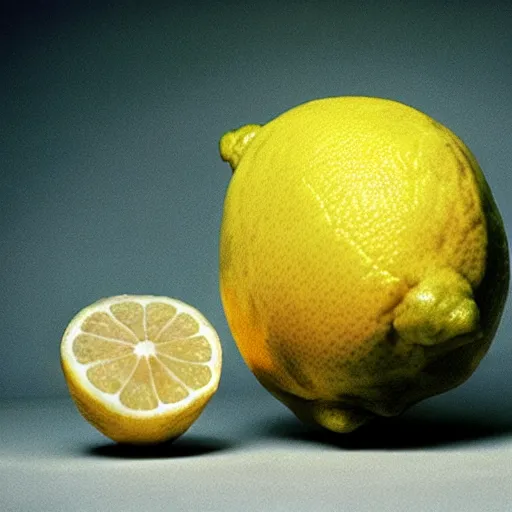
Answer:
[[218, 96, 509, 433]]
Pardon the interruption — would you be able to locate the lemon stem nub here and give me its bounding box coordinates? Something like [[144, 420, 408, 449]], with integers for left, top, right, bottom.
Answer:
[[312, 401, 372, 433], [219, 124, 261, 171], [393, 268, 480, 346]]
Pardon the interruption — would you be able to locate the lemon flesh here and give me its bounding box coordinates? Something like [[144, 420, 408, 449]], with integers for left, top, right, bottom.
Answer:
[[219, 96, 509, 433], [61, 295, 222, 444]]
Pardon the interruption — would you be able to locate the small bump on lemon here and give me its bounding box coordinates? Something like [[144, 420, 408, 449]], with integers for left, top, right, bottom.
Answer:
[[220, 124, 261, 171]]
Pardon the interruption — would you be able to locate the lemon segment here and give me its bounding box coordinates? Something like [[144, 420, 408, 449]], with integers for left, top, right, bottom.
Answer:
[[61, 295, 222, 444]]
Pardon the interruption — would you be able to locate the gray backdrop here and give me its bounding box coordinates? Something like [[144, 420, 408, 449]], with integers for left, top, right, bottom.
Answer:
[[2, 0, 511, 399]]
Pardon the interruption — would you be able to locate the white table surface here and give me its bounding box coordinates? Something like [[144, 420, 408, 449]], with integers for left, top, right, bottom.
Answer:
[[2, 357, 512, 512]]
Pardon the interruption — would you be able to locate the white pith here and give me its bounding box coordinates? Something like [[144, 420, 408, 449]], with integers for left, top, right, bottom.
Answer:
[[133, 341, 156, 357]]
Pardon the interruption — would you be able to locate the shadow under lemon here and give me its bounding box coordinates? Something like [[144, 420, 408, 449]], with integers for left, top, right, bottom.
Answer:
[[256, 398, 512, 450], [84, 435, 234, 459]]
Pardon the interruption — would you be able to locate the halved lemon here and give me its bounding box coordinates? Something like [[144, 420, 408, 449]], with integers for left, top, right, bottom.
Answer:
[[61, 295, 222, 444]]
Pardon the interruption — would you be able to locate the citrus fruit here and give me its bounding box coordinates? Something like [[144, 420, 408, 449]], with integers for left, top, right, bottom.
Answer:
[[61, 295, 222, 444], [218, 96, 509, 433]]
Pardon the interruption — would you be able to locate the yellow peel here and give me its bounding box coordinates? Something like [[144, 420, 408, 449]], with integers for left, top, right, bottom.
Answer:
[[219, 96, 509, 433]]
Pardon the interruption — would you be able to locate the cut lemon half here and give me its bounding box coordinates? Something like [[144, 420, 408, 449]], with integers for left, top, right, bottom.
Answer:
[[61, 295, 222, 444]]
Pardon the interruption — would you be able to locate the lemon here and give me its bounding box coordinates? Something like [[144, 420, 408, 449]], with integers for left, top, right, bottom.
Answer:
[[61, 295, 222, 444], [219, 96, 509, 433]]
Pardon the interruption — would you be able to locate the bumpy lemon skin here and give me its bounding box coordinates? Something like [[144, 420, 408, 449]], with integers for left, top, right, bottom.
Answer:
[[219, 97, 509, 433]]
